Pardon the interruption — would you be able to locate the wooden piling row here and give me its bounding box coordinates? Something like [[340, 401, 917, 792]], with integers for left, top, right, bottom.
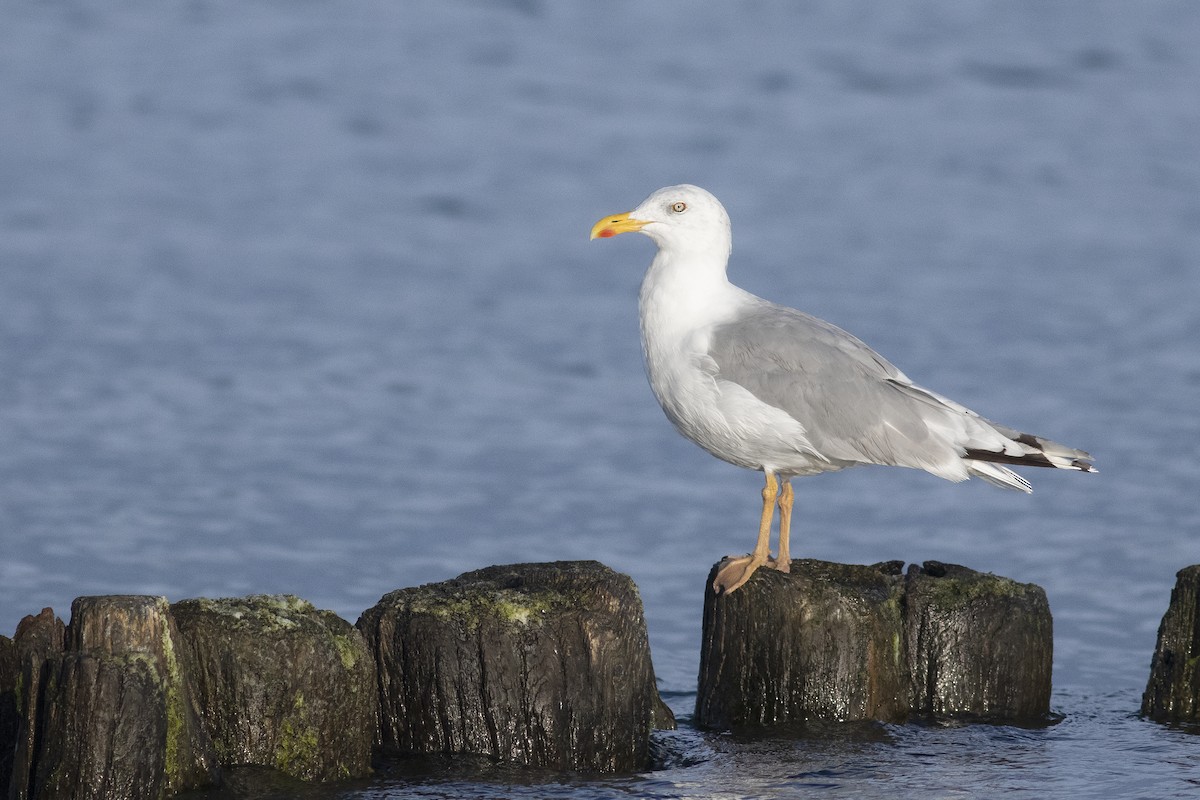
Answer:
[[10, 554, 1189, 798], [0, 561, 671, 797]]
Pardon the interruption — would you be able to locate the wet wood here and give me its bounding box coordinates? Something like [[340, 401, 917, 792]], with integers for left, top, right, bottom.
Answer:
[[695, 559, 1053, 729], [696, 559, 908, 728], [357, 560, 674, 773], [10, 597, 218, 800], [1142, 564, 1200, 722], [3, 608, 66, 799], [171, 594, 377, 782], [905, 561, 1052, 718]]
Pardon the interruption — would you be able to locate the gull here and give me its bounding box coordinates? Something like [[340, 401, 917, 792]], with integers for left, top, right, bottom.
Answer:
[[590, 184, 1094, 595]]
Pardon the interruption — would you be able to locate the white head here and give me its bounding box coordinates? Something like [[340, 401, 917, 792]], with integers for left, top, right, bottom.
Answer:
[[590, 184, 732, 260]]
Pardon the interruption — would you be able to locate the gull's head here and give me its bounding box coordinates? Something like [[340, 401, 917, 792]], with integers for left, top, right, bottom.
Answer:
[[590, 184, 732, 258]]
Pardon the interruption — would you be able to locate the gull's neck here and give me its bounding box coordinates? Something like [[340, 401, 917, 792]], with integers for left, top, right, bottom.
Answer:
[[638, 242, 742, 344]]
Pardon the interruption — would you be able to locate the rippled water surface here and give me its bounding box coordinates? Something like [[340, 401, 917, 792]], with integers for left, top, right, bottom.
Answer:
[[3, 2, 1200, 797]]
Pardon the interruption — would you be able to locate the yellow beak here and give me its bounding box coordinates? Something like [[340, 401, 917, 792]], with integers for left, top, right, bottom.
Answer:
[[590, 211, 649, 240]]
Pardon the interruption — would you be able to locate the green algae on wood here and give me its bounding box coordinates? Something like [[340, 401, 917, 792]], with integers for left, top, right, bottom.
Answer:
[[275, 698, 323, 778]]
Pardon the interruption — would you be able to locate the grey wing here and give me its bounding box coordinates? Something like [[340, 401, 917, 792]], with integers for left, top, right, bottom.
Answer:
[[707, 303, 966, 472]]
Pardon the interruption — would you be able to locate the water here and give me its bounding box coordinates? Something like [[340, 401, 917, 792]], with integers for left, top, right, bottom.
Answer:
[[2, 1, 1199, 796]]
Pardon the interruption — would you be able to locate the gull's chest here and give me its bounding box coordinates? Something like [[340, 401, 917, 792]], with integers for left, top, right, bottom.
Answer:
[[642, 327, 716, 416], [637, 283, 720, 408]]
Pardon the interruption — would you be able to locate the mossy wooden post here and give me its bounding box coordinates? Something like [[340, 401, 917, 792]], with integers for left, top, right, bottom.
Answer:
[[695, 559, 908, 729], [905, 562, 1053, 719], [170, 594, 376, 782], [358, 560, 673, 773], [15, 597, 218, 800], [1142, 565, 1200, 721]]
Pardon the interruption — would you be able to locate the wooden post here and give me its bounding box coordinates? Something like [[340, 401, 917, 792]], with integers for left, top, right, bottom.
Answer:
[[357, 560, 674, 773], [696, 559, 1054, 729], [171, 594, 377, 782], [695, 559, 908, 728], [11, 597, 218, 800], [3, 608, 65, 800], [1142, 565, 1200, 721]]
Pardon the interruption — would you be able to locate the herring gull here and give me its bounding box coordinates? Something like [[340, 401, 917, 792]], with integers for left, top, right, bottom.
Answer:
[[590, 184, 1094, 594]]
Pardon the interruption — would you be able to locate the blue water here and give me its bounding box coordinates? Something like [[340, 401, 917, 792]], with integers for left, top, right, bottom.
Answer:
[[3, 1, 1200, 797]]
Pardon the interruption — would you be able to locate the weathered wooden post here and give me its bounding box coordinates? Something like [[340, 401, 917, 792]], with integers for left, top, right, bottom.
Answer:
[[905, 561, 1053, 718], [3, 609, 67, 798], [171, 594, 377, 782], [9, 597, 218, 800], [1143, 565, 1200, 721], [696, 558, 1054, 729], [695, 559, 908, 728], [358, 560, 674, 773]]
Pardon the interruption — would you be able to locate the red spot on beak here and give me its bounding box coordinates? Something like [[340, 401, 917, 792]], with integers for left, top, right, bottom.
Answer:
[[597, 228, 616, 238]]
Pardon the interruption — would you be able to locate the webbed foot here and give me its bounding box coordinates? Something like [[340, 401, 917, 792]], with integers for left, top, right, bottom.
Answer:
[[713, 554, 769, 595]]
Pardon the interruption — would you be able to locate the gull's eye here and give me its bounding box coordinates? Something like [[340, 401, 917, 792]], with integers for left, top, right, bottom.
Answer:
[[670, 201, 687, 213]]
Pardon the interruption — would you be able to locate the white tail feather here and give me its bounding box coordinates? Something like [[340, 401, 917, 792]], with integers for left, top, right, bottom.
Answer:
[[967, 460, 1034, 493]]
